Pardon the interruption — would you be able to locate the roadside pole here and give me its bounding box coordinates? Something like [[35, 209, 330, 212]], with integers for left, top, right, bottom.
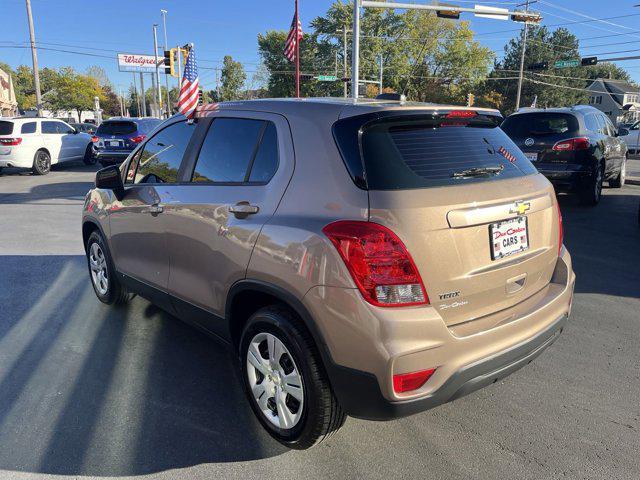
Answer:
[[161, 9, 171, 116], [342, 27, 348, 98], [133, 73, 141, 116], [153, 24, 162, 117], [378, 54, 383, 95], [515, 0, 531, 110], [25, 0, 42, 117], [139, 72, 146, 117], [351, 1, 360, 99]]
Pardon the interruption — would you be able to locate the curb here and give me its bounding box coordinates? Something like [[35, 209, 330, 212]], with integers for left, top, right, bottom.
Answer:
[[628, 177, 640, 186]]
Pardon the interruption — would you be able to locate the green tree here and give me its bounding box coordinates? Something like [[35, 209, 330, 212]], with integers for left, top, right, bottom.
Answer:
[[219, 55, 247, 101], [49, 68, 103, 122]]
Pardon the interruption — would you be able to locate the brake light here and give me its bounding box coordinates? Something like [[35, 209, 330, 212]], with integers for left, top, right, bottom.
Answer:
[[130, 134, 146, 144], [322, 221, 428, 307], [557, 201, 563, 256], [0, 138, 22, 146], [91, 135, 99, 142], [393, 368, 436, 393], [552, 137, 589, 151], [446, 110, 477, 118]]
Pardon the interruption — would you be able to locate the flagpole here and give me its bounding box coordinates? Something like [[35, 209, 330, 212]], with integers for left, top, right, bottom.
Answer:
[[295, 0, 300, 98]]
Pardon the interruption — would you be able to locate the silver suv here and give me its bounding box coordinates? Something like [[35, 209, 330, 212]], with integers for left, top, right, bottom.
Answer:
[[82, 98, 575, 449]]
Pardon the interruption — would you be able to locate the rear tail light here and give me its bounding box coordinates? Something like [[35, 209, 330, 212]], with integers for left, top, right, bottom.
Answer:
[[557, 201, 563, 256], [393, 368, 436, 393], [0, 137, 22, 146], [322, 221, 429, 307], [552, 137, 589, 151], [130, 134, 146, 144], [91, 135, 99, 142]]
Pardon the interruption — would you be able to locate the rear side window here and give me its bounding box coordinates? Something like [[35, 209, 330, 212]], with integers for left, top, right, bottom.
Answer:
[[97, 121, 137, 136], [0, 121, 14, 135], [192, 118, 271, 183], [134, 120, 195, 184], [360, 119, 537, 189], [21, 122, 37, 134], [501, 113, 579, 137], [584, 114, 600, 133], [249, 123, 279, 182]]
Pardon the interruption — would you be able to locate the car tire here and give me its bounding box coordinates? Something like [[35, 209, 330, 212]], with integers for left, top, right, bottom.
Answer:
[[579, 165, 604, 206], [609, 158, 626, 188], [83, 144, 97, 165], [31, 149, 51, 175], [240, 305, 346, 450], [86, 230, 131, 305]]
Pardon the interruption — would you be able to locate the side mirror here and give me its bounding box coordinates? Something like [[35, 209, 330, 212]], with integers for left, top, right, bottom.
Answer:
[[618, 128, 629, 137], [95, 165, 125, 200]]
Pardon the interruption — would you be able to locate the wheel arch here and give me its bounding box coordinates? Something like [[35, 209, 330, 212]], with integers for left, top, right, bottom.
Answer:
[[81, 218, 107, 253]]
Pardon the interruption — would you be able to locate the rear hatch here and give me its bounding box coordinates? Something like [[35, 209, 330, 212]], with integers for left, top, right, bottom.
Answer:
[[95, 120, 139, 151], [343, 111, 561, 327], [501, 112, 589, 172]]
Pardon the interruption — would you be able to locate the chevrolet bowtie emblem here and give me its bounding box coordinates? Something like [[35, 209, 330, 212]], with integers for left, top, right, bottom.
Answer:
[[510, 201, 531, 215]]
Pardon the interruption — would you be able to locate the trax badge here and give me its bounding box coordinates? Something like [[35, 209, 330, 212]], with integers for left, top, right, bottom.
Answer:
[[510, 201, 531, 215]]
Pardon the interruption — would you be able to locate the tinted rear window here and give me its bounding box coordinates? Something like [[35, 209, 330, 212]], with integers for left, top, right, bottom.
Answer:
[[501, 113, 579, 137], [96, 121, 137, 136], [0, 121, 14, 135], [359, 118, 537, 190]]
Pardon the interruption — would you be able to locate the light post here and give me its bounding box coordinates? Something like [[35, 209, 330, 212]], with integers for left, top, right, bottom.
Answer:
[[161, 9, 171, 116], [153, 24, 162, 117]]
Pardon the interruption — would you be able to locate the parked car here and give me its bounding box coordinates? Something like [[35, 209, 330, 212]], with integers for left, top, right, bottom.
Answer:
[[70, 122, 97, 134], [93, 117, 162, 167], [82, 99, 575, 449], [501, 105, 628, 205], [618, 120, 640, 157], [0, 117, 95, 175]]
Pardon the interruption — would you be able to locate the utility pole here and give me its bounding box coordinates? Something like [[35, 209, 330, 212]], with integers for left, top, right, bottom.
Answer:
[[378, 54, 383, 95], [153, 24, 162, 117], [515, 0, 532, 111], [351, 1, 360, 99], [338, 27, 349, 98], [139, 72, 146, 117], [161, 9, 171, 116], [132, 73, 141, 116], [25, 0, 42, 117], [215, 67, 220, 100]]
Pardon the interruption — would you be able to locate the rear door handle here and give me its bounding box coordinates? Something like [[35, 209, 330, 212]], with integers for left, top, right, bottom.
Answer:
[[229, 201, 259, 218]]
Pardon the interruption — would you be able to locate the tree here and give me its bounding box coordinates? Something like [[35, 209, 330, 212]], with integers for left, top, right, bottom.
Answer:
[[49, 68, 103, 122], [219, 55, 246, 101], [86, 65, 112, 89], [482, 26, 632, 113]]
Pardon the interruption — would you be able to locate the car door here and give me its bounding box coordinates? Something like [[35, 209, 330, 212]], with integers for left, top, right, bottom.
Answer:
[[108, 119, 197, 310], [624, 121, 640, 154], [57, 121, 84, 160], [603, 115, 624, 174], [41, 121, 63, 162], [162, 112, 294, 339], [595, 115, 615, 175]]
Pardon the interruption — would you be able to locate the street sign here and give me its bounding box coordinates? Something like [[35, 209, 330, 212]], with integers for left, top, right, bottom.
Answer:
[[474, 5, 509, 21], [554, 59, 580, 69], [316, 75, 338, 81]]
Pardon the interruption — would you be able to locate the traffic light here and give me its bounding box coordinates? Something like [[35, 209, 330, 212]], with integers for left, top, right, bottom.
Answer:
[[511, 10, 542, 23], [162, 49, 173, 75], [528, 62, 549, 71], [300, 74, 314, 81], [466, 93, 475, 107], [581, 56, 598, 66], [198, 88, 204, 106], [436, 4, 460, 19]]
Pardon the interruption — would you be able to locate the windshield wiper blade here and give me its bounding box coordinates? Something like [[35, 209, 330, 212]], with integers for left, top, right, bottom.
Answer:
[[451, 165, 505, 178]]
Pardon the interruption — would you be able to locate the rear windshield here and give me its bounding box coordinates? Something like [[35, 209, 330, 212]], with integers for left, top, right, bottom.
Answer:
[[501, 113, 579, 137], [0, 121, 14, 135], [356, 117, 537, 190], [96, 121, 137, 136]]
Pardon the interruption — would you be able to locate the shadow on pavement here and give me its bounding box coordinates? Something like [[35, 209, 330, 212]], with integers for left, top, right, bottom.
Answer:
[[558, 187, 640, 299], [0, 162, 99, 177], [0, 181, 95, 204], [0, 255, 285, 477]]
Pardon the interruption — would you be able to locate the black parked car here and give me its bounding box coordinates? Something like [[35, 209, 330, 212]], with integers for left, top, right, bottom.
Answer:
[[93, 117, 162, 167], [501, 106, 628, 205]]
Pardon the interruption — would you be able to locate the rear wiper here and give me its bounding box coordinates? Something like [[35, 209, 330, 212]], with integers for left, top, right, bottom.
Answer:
[[451, 165, 505, 178]]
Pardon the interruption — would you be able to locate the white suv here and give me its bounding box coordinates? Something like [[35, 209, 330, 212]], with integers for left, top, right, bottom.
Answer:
[[0, 117, 95, 175]]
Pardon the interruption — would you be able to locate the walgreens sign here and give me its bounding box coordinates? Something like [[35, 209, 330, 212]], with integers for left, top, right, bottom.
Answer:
[[117, 53, 160, 72]]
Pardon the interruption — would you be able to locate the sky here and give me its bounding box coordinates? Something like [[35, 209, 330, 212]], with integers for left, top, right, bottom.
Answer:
[[2, 0, 640, 95]]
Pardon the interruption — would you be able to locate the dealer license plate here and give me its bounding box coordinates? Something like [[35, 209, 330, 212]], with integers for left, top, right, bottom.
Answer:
[[107, 140, 122, 147], [490, 217, 529, 260], [524, 152, 538, 162]]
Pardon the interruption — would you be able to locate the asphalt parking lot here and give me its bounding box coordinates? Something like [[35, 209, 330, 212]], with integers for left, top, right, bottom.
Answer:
[[0, 163, 638, 480]]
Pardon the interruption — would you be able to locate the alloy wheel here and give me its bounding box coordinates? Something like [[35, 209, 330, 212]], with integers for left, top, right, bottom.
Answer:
[[246, 332, 304, 430], [37, 152, 50, 173], [89, 242, 109, 295]]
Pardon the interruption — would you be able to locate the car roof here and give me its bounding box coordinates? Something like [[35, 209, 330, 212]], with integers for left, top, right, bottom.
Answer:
[[195, 97, 502, 121], [507, 105, 600, 117]]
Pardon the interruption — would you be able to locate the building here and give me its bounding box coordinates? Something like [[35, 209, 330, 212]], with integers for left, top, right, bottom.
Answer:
[[587, 78, 640, 125], [0, 67, 18, 117]]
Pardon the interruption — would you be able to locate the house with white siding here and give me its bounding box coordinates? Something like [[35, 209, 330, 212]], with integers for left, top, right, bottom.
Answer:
[[587, 78, 640, 125]]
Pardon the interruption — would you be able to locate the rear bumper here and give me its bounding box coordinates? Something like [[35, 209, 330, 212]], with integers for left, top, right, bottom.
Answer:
[[94, 150, 131, 165], [0, 148, 34, 168], [537, 164, 595, 190], [308, 248, 575, 420]]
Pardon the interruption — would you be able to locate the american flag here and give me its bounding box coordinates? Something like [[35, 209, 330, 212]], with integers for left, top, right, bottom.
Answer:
[[177, 47, 199, 119], [284, 13, 302, 62]]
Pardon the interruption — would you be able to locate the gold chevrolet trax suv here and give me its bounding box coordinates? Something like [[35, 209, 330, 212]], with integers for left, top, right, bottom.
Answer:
[[82, 98, 575, 449]]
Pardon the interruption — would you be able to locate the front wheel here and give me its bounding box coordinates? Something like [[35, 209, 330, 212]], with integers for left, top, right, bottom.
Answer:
[[609, 158, 626, 188], [32, 149, 51, 175], [240, 306, 345, 449], [83, 144, 97, 165]]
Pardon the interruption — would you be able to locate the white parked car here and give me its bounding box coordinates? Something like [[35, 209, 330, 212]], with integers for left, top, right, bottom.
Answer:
[[0, 117, 95, 175], [618, 121, 640, 157]]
